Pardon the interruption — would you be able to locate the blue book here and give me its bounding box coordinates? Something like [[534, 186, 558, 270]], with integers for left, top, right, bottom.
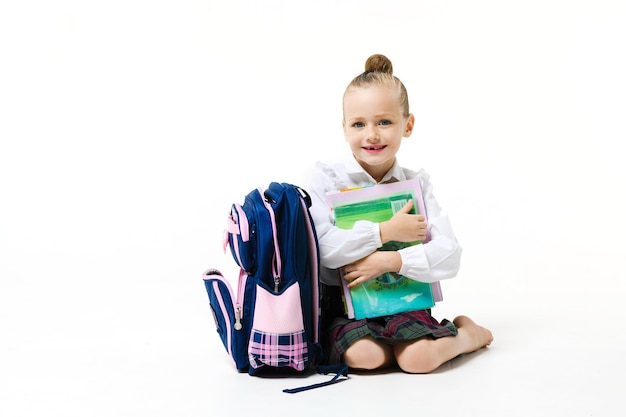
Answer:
[[326, 179, 442, 320]]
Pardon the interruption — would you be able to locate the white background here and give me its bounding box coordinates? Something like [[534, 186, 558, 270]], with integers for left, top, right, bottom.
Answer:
[[1, 1, 625, 416]]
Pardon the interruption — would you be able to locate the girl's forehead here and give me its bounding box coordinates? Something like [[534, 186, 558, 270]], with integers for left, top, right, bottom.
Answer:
[[346, 84, 398, 97], [344, 86, 402, 111]]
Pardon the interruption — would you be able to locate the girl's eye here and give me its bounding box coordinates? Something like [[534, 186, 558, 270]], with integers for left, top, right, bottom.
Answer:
[[379, 120, 392, 126], [352, 122, 365, 128]]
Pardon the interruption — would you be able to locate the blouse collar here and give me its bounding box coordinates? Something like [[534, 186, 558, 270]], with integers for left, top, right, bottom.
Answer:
[[344, 156, 407, 184]]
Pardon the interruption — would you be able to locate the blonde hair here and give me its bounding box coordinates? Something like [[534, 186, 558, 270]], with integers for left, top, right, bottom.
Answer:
[[344, 54, 410, 117]]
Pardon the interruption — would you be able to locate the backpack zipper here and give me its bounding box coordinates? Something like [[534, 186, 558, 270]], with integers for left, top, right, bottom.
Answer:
[[235, 270, 248, 330], [234, 305, 242, 330]]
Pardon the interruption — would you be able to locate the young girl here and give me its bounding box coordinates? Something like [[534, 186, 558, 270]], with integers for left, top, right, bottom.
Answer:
[[308, 54, 493, 373]]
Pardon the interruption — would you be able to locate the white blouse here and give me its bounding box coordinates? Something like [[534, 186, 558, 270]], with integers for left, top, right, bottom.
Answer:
[[308, 156, 462, 286]]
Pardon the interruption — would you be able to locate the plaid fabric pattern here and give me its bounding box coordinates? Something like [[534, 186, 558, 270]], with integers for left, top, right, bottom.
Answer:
[[326, 309, 458, 365], [249, 329, 309, 371]]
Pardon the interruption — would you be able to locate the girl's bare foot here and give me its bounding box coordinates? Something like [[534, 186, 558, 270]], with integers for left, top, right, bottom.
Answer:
[[453, 315, 494, 353]]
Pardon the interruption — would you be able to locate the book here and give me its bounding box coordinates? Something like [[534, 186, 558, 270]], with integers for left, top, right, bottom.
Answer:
[[326, 179, 443, 320]]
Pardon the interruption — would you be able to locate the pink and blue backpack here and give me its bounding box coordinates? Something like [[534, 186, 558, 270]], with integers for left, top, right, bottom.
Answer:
[[202, 182, 348, 393]]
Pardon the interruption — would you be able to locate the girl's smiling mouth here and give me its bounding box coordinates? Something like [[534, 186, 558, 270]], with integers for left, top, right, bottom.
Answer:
[[363, 145, 387, 152]]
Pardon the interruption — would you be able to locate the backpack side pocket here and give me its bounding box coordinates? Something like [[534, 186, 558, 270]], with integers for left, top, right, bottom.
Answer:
[[203, 269, 248, 372]]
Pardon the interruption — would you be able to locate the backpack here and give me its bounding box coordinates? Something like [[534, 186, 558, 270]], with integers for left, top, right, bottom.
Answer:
[[202, 182, 348, 393]]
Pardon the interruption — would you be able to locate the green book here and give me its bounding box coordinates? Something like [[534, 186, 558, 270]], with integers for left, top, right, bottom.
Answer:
[[326, 179, 440, 320]]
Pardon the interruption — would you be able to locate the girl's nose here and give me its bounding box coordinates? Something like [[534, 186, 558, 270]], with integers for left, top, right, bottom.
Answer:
[[366, 126, 380, 142]]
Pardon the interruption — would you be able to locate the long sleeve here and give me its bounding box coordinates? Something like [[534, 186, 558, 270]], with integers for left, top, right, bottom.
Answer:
[[309, 163, 383, 269], [396, 177, 462, 283]]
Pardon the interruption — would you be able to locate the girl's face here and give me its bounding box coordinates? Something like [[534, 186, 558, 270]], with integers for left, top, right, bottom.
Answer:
[[342, 85, 414, 182]]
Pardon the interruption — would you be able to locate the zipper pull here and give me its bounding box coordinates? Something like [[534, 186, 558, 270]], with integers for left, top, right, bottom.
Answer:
[[234, 305, 242, 330], [274, 276, 280, 293]]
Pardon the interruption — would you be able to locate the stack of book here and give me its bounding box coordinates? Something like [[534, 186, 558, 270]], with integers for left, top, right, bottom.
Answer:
[[326, 179, 443, 320]]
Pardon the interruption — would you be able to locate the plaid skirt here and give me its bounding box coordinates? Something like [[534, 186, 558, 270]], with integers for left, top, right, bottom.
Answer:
[[321, 285, 458, 365]]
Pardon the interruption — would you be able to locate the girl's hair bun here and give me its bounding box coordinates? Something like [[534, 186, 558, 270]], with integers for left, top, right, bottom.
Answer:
[[364, 54, 393, 74], [345, 53, 408, 117]]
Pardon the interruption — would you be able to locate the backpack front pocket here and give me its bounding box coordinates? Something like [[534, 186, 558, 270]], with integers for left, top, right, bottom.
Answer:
[[248, 280, 308, 372]]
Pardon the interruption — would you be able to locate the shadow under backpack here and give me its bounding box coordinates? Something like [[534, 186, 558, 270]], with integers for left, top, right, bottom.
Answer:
[[202, 182, 348, 393]]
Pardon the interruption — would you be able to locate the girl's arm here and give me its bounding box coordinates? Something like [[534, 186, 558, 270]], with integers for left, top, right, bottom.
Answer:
[[340, 181, 462, 286]]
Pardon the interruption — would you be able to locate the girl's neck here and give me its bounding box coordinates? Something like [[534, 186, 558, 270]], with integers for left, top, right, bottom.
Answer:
[[357, 158, 395, 183]]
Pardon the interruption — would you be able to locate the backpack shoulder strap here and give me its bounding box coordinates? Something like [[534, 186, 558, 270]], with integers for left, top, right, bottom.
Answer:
[[282, 364, 349, 394]]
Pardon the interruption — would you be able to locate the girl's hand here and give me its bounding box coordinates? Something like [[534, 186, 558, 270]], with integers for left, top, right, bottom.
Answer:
[[379, 200, 428, 244], [343, 251, 401, 288]]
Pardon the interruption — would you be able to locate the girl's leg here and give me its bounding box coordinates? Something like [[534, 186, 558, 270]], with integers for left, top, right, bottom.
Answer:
[[393, 315, 493, 374], [342, 335, 396, 371]]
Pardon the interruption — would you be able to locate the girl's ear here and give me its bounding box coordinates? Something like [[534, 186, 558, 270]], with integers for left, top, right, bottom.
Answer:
[[404, 114, 415, 137]]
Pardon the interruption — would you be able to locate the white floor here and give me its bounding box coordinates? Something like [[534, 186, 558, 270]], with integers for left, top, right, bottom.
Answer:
[[2, 240, 625, 417], [2, 1, 626, 416]]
